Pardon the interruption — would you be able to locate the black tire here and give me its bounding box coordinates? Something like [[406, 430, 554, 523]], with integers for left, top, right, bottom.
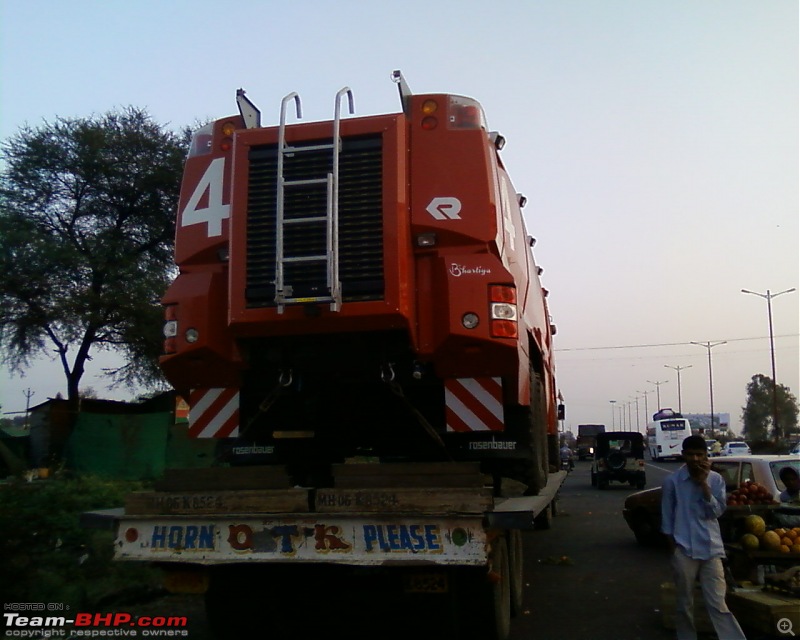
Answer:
[[607, 452, 626, 471], [508, 530, 525, 617], [452, 538, 512, 640], [204, 566, 275, 636], [534, 501, 552, 529], [528, 372, 549, 495], [630, 510, 657, 546]]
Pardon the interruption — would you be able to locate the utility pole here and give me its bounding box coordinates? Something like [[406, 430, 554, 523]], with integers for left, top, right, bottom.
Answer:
[[609, 400, 616, 428], [647, 379, 668, 411], [691, 341, 726, 438], [741, 287, 796, 439], [22, 388, 35, 429], [664, 364, 692, 414]]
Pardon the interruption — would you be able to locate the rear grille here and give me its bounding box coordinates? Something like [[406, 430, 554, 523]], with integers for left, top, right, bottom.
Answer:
[[246, 135, 384, 307]]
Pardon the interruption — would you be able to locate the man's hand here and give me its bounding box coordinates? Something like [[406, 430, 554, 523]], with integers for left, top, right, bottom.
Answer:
[[690, 459, 711, 484]]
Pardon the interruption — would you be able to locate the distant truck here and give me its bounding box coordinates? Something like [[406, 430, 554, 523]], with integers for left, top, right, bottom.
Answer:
[[576, 424, 606, 460]]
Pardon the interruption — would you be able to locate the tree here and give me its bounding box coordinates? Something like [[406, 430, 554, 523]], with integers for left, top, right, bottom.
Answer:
[[0, 108, 190, 402], [741, 374, 799, 441]]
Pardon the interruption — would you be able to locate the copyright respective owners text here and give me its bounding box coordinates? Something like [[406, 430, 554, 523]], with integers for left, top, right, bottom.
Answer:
[[3, 602, 189, 638]]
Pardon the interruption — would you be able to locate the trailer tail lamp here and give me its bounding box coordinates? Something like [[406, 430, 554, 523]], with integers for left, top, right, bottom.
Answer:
[[163, 305, 178, 354], [187, 123, 213, 158], [448, 96, 488, 130], [421, 99, 438, 130], [220, 121, 236, 152], [490, 285, 518, 338]]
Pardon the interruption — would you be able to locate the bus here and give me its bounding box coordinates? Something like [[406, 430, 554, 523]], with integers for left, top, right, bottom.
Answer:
[[646, 408, 691, 461]]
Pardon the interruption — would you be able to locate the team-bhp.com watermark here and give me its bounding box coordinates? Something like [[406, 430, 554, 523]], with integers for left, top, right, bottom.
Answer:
[[4, 603, 188, 637]]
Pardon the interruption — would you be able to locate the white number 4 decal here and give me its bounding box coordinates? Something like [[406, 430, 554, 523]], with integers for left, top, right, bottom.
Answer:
[[181, 157, 230, 237]]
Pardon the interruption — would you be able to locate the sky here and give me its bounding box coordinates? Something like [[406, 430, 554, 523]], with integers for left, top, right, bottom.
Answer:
[[1, 0, 798, 435]]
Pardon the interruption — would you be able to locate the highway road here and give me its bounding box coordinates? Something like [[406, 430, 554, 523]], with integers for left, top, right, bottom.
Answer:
[[509, 458, 679, 640]]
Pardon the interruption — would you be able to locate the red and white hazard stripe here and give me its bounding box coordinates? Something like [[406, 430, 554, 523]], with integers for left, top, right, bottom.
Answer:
[[445, 377, 504, 433], [187, 388, 240, 438]]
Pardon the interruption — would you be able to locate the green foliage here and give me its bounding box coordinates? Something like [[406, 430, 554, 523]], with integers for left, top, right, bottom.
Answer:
[[741, 374, 799, 441], [0, 108, 191, 399], [0, 474, 160, 609]]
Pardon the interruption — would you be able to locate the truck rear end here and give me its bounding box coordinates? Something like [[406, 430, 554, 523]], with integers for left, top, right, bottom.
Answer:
[[114, 72, 564, 639], [160, 71, 559, 494]]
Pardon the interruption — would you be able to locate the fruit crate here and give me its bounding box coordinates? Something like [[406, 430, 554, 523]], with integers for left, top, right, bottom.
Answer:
[[727, 588, 800, 637], [763, 566, 800, 598]]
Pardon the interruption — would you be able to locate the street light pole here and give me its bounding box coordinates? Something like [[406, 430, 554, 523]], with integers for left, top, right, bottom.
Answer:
[[631, 395, 641, 433], [741, 287, 797, 439], [647, 379, 668, 411], [664, 364, 692, 414], [637, 389, 650, 424], [609, 400, 616, 428], [691, 341, 726, 438]]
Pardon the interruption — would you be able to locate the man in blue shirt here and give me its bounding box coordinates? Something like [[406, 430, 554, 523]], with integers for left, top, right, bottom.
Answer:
[[661, 435, 746, 640]]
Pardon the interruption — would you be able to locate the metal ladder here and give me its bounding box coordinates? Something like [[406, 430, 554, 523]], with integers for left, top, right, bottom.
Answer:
[[275, 87, 354, 314]]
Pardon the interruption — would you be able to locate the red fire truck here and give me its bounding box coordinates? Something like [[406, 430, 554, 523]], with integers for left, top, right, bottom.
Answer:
[[115, 71, 564, 639]]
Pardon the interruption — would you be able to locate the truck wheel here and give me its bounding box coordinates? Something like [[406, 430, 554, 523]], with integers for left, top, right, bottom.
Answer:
[[534, 502, 552, 529], [204, 566, 262, 636], [528, 372, 549, 494], [508, 530, 525, 617], [452, 537, 512, 640]]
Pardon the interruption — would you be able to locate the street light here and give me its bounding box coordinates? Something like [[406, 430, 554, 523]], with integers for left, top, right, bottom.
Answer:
[[741, 287, 797, 439], [637, 389, 651, 425], [609, 400, 616, 428], [647, 379, 668, 412], [664, 364, 692, 414], [630, 395, 641, 433], [691, 341, 726, 438]]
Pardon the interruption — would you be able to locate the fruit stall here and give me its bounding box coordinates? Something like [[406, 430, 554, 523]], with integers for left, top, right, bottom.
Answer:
[[720, 481, 800, 637]]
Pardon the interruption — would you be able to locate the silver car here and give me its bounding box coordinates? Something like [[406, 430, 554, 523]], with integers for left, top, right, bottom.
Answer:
[[720, 441, 751, 456]]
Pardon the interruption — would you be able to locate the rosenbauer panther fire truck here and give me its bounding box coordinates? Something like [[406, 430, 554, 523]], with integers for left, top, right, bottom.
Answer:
[[111, 71, 565, 639]]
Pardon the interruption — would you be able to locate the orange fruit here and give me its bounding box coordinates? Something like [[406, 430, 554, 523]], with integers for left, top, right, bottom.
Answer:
[[779, 545, 790, 553], [791, 544, 800, 554], [774, 528, 787, 537], [781, 537, 793, 547]]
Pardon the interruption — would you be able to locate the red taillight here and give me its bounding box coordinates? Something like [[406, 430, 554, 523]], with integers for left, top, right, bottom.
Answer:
[[491, 319, 518, 339], [490, 285, 518, 338], [490, 285, 516, 304]]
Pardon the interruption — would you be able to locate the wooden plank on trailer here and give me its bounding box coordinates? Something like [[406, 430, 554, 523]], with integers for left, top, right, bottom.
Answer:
[[335, 474, 488, 489], [154, 466, 292, 491], [125, 489, 309, 515], [315, 487, 493, 514], [332, 462, 481, 477]]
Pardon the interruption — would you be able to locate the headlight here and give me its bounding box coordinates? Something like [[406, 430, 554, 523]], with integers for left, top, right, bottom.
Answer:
[[163, 320, 178, 338], [462, 313, 480, 329]]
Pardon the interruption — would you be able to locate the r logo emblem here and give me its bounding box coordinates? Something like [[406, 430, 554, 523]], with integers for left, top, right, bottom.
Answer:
[[426, 197, 462, 220]]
